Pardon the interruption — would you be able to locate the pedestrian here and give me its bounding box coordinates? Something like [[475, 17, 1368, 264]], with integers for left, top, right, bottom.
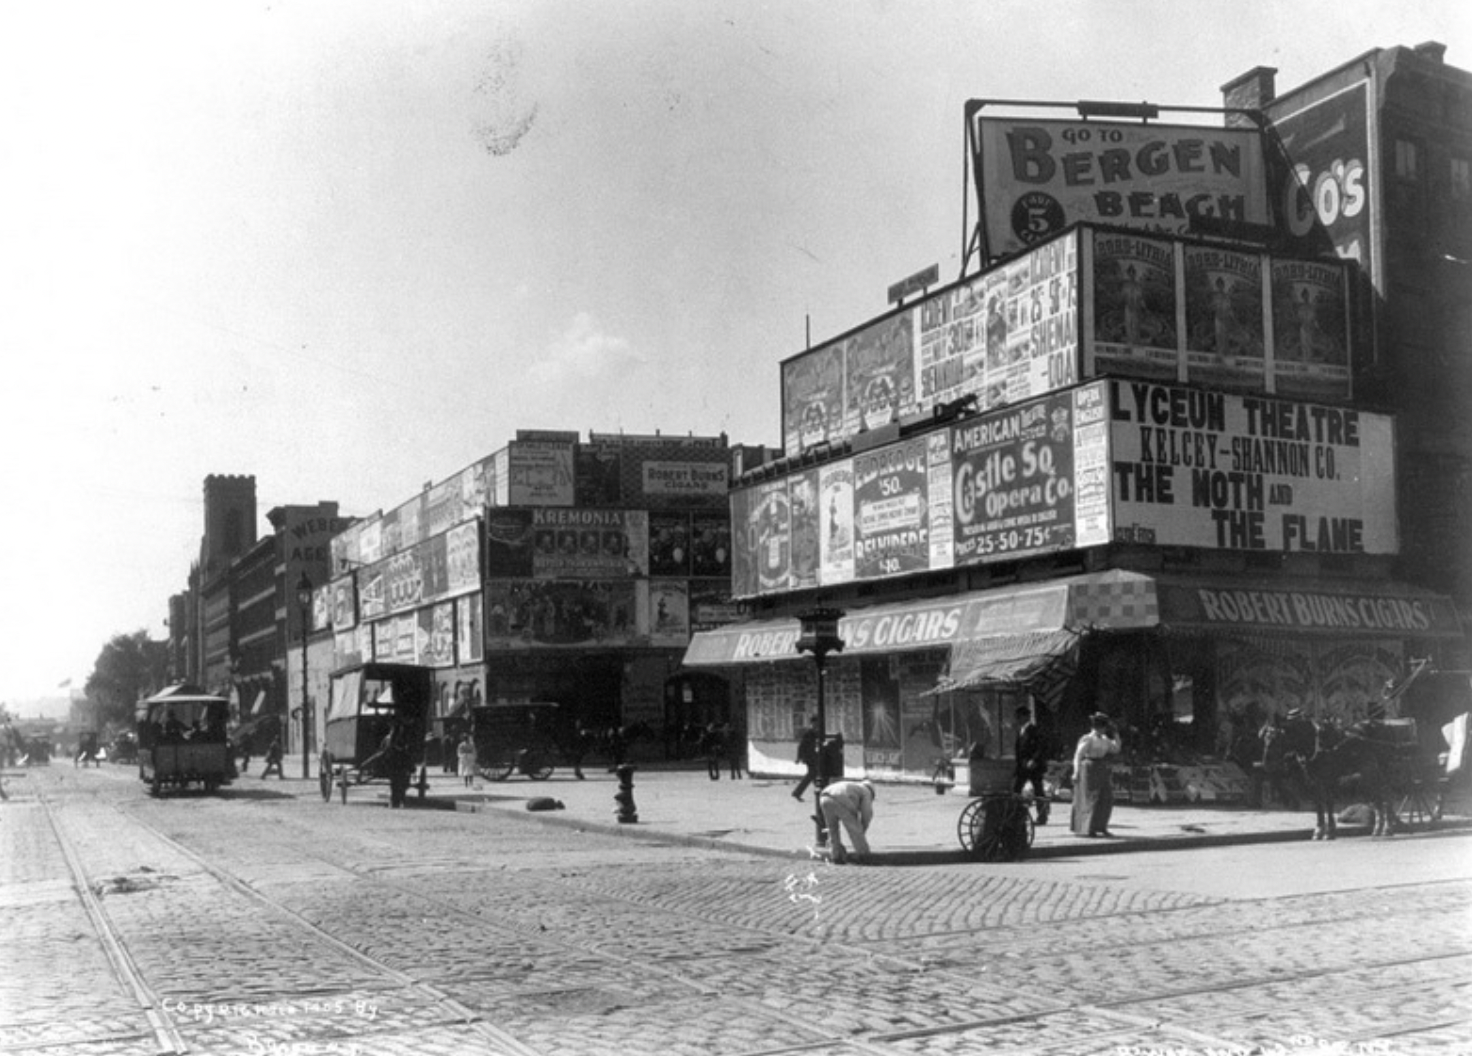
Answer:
[[260, 736, 284, 779], [568, 725, 591, 780], [818, 778, 876, 864], [701, 723, 723, 780], [1013, 704, 1050, 825], [1070, 713, 1121, 837], [723, 723, 745, 779], [792, 716, 820, 801], [457, 734, 477, 787], [606, 726, 628, 771]]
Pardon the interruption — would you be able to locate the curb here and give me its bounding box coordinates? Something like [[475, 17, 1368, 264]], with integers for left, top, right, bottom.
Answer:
[[444, 797, 1470, 865]]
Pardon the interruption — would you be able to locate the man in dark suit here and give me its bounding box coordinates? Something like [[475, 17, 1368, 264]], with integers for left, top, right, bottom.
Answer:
[[1013, 704, 1050, 824]]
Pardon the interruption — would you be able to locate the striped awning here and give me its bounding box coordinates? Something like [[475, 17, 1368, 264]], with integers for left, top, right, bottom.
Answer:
[[681, 571, 1157, 668], [928, 629, 1083, 695]]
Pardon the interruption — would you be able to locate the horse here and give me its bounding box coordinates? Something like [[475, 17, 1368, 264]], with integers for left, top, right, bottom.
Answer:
[[1262, 716, 1402, 839]]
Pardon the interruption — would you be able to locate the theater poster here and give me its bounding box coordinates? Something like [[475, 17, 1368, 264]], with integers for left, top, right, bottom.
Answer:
[[1090, 231, 1180, 380], [854, 437, 930, 581], [1183, 245, 1266, 392]]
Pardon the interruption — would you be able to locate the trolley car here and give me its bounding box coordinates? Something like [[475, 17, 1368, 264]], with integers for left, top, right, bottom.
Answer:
[[137, 684, 234, 796], [320, 662, 433, 806]]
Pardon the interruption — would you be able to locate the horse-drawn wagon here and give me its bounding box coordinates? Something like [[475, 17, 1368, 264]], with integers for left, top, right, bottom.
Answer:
[[320, 662, 433, 807]]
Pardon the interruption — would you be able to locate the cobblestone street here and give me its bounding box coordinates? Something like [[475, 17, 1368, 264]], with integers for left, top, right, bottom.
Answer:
[[3, 766, 1470, 1055]]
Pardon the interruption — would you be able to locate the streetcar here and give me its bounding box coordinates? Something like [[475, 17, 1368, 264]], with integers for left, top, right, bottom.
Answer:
[[137, 684, 235, 795], [320, 662, 433, 807]]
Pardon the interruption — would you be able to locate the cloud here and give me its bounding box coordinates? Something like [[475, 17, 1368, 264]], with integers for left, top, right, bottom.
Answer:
[[528, 312, 643, 387]]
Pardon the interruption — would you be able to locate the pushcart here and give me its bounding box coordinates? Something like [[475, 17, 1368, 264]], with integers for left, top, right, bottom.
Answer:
[[956, 758, 1036, 862]]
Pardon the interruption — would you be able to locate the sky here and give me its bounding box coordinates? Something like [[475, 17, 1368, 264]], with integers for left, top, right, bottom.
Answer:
[[2, 0, 1468, 710]]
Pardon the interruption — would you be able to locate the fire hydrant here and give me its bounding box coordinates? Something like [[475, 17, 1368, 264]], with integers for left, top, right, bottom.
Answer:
[[614, 764, 639, 824]]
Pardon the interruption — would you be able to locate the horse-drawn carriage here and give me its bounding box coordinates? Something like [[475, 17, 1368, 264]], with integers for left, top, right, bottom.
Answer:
[[470, 702, 563, 781], [1261, 666, 1471, 840], [137, 684, 234, 795], [320, 662, 433, 807]]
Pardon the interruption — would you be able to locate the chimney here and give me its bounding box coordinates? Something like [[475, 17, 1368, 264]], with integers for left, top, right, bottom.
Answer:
[[1221, 66, 1277, 127], [1414, 41, 1447, 65]]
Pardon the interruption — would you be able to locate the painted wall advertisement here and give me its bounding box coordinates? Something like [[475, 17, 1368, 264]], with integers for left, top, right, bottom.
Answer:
[[842, 313, 916, 438], [1109, 380, 1396, 553], [973, 116, 1270, 257]]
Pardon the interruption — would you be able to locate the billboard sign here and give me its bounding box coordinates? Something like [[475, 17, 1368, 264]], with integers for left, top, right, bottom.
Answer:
[[507, 440, 574, 506], [974, 116, 1270, 257], [1109, 380, 1396, 553]]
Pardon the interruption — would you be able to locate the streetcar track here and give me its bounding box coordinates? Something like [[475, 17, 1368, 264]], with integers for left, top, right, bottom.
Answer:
[[35, 787, 187, 1056], [55, 776, 1472, 1056]]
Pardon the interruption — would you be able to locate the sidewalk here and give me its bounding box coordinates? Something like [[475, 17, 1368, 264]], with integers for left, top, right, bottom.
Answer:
[[420, 766, 1451, 865]]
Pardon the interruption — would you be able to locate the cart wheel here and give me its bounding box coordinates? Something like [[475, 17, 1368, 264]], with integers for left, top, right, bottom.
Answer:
[[485, 757, 515, 782], [973, 796, 1032, 862], [319, 753, 334, 802], [527, 752, 553, 781], [957, 799, 985, 855]]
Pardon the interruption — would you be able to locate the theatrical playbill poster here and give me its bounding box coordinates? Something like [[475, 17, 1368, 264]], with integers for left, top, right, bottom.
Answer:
[[973, 116, 1270, 257], [1108, 381, 1396, 553], [818, 460, 856, 586], [1269, 258, 1350, 403], [787, 468, 821, 591], [854, 437, 931, 581], [1182, 245, 1266, 391], [485, 507, 649, 580], [1091, 231, 1180, 380], [483, 579, 639, 649], [950, 389, 1089, 565]]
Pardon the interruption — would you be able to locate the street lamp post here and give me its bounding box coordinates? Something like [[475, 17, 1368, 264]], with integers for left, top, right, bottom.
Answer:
[[796, 607, 845, 846], [296, 573, 313, 781]]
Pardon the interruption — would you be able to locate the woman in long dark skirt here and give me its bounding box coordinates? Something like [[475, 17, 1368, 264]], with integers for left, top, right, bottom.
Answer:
[[1071, 713, 1121, 837]]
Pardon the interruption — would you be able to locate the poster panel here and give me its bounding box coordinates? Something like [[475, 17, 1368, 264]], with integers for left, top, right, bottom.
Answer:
[[507, 441, 574, 506], [456, 594, 483, 663], [491, 449, 510, 506], [783, 344, 846, 454], [1091, 231, 1179, 380], [1270, 259, 1350, 402], [484, 508, 536, 578], [689, 512, 731, 579], [926, 431, 954, 570], [358, 519, 383, 564], [417, 603, 456, 667], [1108, 380, 1396, 553], [751, 479, 792, 594], [459, 457, 494, 512], [330, 576, 357, 631], [729, 486, 759, 599], [842, 312, 917, 437], [445, 520, 480, 595], [1183, 245, 1266, 391], [646, 579, 691, 646], [575, 444, 623, 506], [951, 390, 1081, 565], [484, 579, 638, 649], [425, 480, 461, 538], [689, 579, 743, 634], [854, 437, 930, 581], [975, 117, 1269, 257], [359, 568, 386, 620], [532, 508, 643, 579], [1072, 382, 1114, 546], [818, 460, 856, 586], [648, 512, 692, 577], [788, 468, 821, 591]]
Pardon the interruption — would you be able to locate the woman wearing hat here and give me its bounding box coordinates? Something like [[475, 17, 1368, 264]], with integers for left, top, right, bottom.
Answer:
[[1071, 713, 1121, 837]]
